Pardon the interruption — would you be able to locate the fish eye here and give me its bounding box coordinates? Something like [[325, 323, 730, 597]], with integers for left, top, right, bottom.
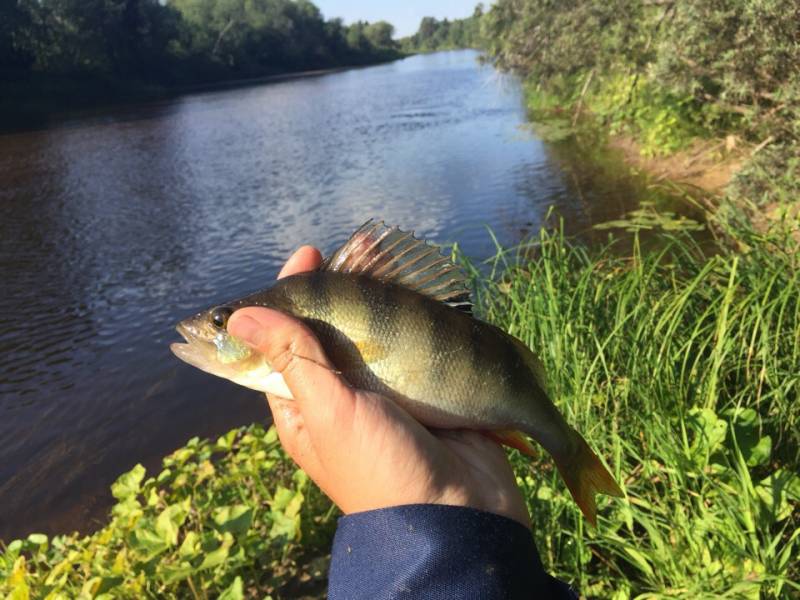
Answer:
[[211, 306, 234, 329]]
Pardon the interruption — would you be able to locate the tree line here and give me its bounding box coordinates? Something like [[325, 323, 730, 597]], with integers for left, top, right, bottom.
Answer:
[[1, 0, 400, 87], [400, 5, 485, 53]]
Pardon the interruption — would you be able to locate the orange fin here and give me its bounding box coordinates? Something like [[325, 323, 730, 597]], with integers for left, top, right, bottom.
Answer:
[[553, 430, 623, 527], [486, 429, 537, 457]]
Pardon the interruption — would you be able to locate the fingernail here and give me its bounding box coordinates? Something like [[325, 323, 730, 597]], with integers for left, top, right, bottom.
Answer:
[[228, 314, 261, 346]]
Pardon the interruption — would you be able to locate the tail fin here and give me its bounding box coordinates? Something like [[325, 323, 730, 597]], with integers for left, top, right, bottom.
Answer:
[[553, 431, 623, 527]]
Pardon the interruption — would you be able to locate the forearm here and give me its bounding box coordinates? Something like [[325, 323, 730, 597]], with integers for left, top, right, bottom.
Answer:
[[328, 504, 577, 599]]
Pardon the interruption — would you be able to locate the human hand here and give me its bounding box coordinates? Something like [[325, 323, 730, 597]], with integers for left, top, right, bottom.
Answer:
[[228, 245, 530, 527]]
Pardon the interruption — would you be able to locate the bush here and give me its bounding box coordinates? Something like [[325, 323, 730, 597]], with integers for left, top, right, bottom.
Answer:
[[484, 0, 799, 145], [0, 425, 335, 599]]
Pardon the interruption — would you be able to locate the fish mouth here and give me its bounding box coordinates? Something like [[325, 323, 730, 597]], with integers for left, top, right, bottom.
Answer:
[[174, 322, 196, 344], [171, 323, 217, 370]]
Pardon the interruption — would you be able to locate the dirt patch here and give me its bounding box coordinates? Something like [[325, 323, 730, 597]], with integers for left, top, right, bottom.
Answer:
[[608, 133, 800, 243], [608, 134, 747, 196]]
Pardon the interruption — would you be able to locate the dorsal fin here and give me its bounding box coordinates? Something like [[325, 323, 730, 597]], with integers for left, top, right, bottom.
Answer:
[[321, 220, 472, 312]]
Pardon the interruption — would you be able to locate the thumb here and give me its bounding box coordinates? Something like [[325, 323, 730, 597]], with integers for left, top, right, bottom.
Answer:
[[228, 306, 357, 435]]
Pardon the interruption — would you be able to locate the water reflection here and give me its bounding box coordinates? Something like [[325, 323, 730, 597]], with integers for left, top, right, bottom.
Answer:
[[0, 50, 656, 540]]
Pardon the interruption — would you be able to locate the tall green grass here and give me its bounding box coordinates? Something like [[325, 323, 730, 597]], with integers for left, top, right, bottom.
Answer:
[[461, 222, 800, 598]]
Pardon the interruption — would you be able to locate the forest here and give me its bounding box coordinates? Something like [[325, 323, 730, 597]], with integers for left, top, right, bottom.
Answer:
[[1, 0, 401, 112], [399, 5, 485, 53]]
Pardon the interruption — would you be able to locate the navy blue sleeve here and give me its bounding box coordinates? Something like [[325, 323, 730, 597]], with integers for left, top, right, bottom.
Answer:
[[328, 504, 577, 599]]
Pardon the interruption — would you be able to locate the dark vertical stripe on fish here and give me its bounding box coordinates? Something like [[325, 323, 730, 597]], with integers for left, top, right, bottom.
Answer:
[[307, 271, 332, 320], [469, 320, 485, 378], [435, 303, 474, 397], [367, 278, 400, 344]]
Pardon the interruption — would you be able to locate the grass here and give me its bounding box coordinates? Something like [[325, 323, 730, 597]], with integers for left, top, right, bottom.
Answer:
[[461, 219, 800, 598], [2, 219, 799, 598]]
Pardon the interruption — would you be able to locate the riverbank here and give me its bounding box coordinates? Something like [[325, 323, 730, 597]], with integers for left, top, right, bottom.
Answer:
[[480, 0, 799, 243], [4, 222, 798, 598], [4, 0, 408, 133], [607, 134, 743, 195], [527, 89, 799, 246]]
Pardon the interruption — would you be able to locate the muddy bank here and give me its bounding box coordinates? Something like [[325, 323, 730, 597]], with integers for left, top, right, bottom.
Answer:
[[608, 134, 745, 195]]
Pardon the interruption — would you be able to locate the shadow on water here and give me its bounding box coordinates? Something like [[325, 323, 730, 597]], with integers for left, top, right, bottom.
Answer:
[[0, 50, 688, 541]]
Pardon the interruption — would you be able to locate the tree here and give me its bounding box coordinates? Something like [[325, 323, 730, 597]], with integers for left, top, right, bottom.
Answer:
[[364, 21, 394, 49], [0, 1, 36, 72]]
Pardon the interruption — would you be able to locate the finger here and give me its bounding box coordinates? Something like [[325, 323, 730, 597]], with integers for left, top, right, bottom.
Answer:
[[278, 245, 323, 279], [266, 394, 326, 481], [228, 307, 356, 435]]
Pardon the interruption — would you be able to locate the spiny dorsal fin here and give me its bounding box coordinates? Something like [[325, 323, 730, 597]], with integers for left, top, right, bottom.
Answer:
[[321, 219, 472, 312]]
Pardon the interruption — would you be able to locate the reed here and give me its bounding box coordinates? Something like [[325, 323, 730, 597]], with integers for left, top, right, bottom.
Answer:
[[460, 222, 800, 597]]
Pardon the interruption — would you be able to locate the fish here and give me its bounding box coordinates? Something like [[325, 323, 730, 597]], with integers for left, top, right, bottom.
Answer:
[[171, 220, 623, 525]]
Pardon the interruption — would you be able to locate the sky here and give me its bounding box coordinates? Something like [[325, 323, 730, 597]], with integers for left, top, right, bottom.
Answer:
[[313, 0, 482, 38]]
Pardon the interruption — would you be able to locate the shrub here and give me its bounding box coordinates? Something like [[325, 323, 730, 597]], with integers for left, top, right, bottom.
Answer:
[[0, 425, 335, 599]]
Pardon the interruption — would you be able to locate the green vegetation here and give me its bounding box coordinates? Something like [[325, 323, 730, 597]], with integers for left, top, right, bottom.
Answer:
[[464, 217, 800, 597], [0, 425, 336, 599], [4, 216, 798, 598], [399, 6, 485, 53], [1, 0, 402, 117], [480, 0, 800, 229], [482, 0, 799, 149]]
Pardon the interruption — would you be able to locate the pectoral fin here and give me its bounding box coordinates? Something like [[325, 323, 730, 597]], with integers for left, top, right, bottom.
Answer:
[[486, 429, 538, 457], [354, 339, 390, 363]]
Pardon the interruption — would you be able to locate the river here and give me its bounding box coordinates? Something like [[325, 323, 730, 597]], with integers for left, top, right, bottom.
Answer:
[[0, 50, 658, 540]]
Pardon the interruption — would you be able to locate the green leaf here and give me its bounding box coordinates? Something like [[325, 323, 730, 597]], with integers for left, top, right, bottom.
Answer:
[[285, 491, 304, 519], [3, 540, 23, 565], [269, 511, 300, 541], [111, 465, 145, 500], [156, 501, 190, 546], [218, 576, 244, 600], [213, 505, 253, 536], [26, 533, 47, 547], [216, 429, 238, 450], [756, 469, 800, 521], [265, 426, 279, 444], [111, 464, 146, 500], [95, 575, 124, 595], [178, 531, 200, 559], [159, 562, 195, 585], [111, 496, 142, 521], [271, 487, 294, 511], [743, 435, 771, 467], [687, 408, 727, 458], [292, 469, 308, 488], [131, 525, 170, 561], [723, 407, 772, 467], [198, 533, 234, 570]]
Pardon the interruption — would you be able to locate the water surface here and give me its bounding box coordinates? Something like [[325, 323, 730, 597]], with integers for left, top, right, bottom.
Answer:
[[0, 50, 651, 539]]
